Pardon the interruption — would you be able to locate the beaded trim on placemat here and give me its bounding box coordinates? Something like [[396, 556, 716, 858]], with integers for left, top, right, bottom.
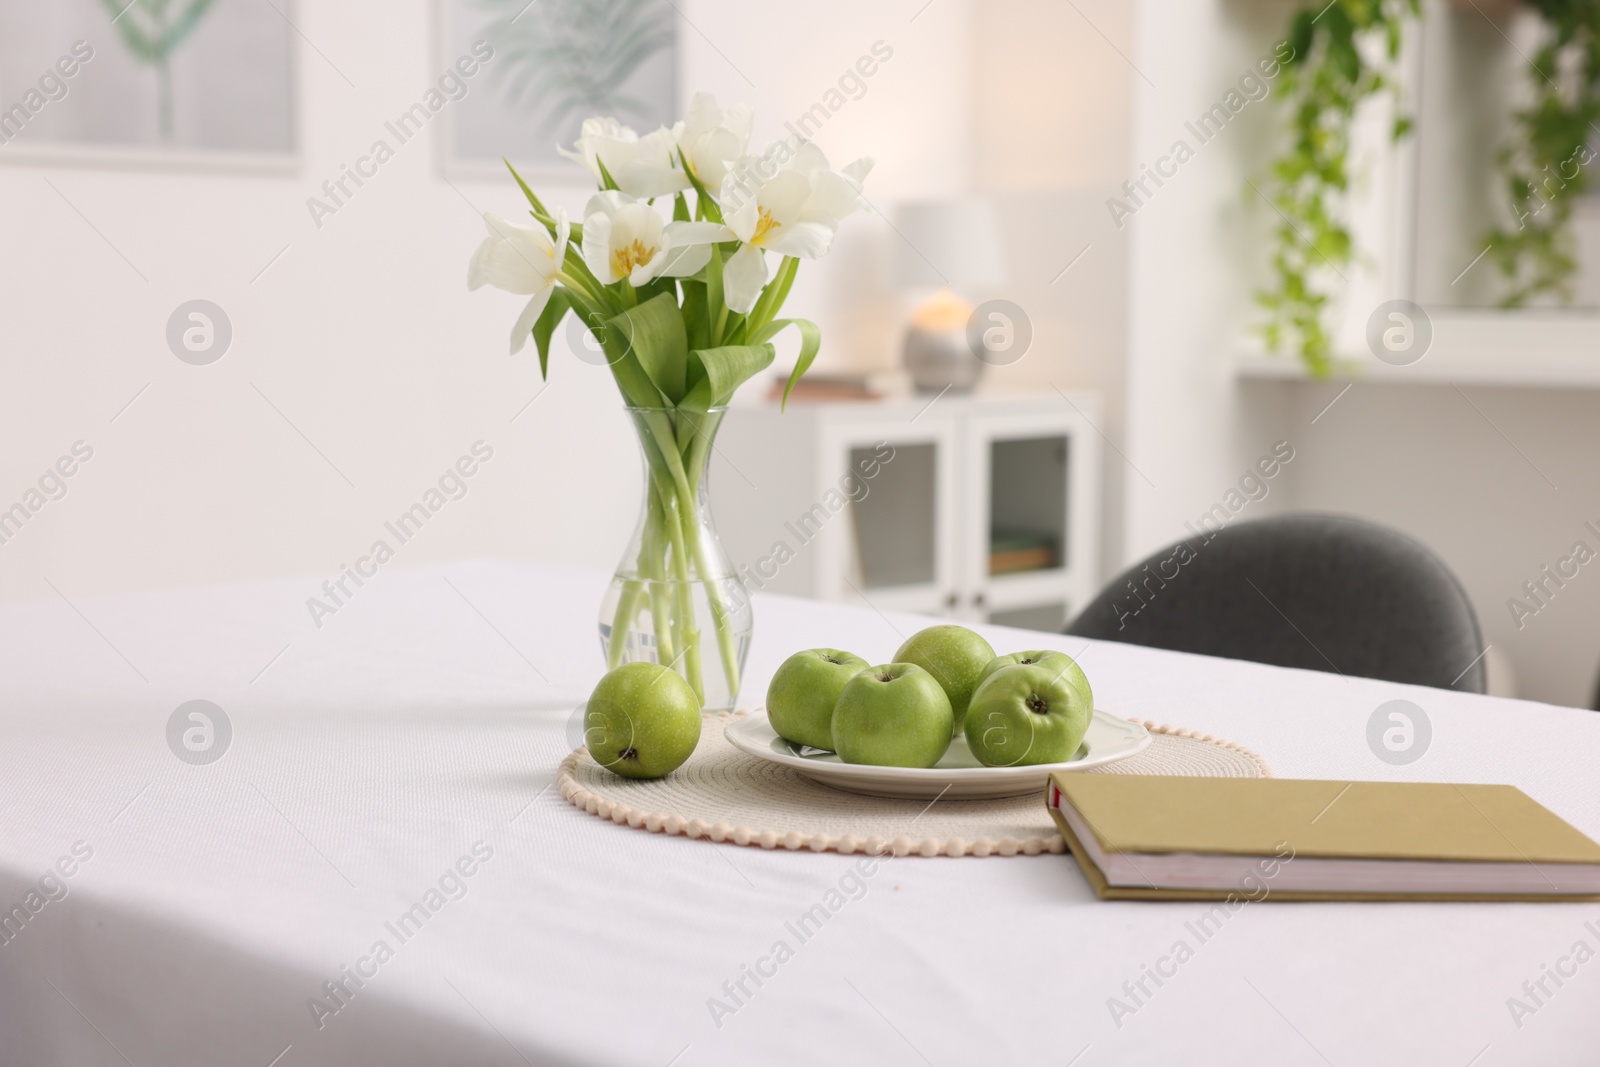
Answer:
[[1118, 718, 1275, 779], [558, 711, 1271, 858]]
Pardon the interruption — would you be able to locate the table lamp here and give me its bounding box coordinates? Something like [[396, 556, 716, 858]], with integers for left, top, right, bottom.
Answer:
[[891, 200, 1006, 394]]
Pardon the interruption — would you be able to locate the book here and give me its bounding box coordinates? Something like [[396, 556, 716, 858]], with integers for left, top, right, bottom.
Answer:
[[990, 547, 1055, 574], [989, 532, 1058, 574], [765, 369, 915, 403], [1047, 774, 1600, 902], [767, 372, 882, 403]]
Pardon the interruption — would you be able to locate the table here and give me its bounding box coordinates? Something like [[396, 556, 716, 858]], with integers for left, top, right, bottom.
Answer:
[[2, 561, 1596, 1066]]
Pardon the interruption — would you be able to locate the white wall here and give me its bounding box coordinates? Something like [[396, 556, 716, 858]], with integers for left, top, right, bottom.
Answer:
[[970, 0, 1134, 579], [682, 0, 975, 371], [0, 0, 973, 607], [1276, 381, 1600, 707], [1123, 0, 1297, 561]]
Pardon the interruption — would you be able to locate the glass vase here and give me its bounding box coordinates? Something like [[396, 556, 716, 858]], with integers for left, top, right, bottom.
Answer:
[[598, 406, 752, 714]]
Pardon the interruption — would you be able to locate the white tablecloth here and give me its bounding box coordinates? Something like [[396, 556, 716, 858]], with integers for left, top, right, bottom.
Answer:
[[1, 561, 1596, 1066]]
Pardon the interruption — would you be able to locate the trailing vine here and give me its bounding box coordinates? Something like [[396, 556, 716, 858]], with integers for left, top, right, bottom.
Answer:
[[1256, 0, 1418, 377], [1483, 0, 1600, 307]]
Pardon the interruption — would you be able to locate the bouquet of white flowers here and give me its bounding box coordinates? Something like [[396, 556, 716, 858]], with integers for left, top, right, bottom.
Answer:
[[469, 93, 872, 710]]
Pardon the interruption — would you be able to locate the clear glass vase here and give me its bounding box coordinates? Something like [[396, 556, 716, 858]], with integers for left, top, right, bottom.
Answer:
[[598, 406, 752, 714]]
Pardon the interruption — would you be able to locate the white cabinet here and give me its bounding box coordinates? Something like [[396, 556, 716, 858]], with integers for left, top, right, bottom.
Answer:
[[712, 393, 1102, 631]]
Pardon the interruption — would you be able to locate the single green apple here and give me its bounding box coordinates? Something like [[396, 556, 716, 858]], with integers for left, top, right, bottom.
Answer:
[[766, 648, 869, 751], [892, 624, 996, 735], [584, 662, 702, 779], [975, 649, 1093, 710], [965, 662, 1094, 767], [831, 663, 953, 768]]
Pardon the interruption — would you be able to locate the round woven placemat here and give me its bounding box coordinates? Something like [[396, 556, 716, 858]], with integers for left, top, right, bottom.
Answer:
[[559, 711, 1271, 858]]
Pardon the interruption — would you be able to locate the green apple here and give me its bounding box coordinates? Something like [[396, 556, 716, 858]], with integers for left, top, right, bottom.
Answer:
[[975, 650, 1093, 709], [766, 648, 869, 751], [892, 624, 996, 735], [831, 663, 953, 768], [583, 662, 702, 779], [965, 662, 1094, 767]]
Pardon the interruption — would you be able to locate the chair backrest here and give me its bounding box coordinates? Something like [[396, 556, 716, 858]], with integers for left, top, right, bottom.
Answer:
[[1066, 513, 1488, 693]]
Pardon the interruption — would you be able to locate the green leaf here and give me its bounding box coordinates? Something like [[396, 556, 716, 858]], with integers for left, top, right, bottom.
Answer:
[[608, 292, 688, 402], [1329, 37, 1361, 83], [531, 288, 572, 380], [680, 279, 709, 354], [1323, 3, 1354, 45], [595, 155, 622, 193], [681, 343, 777, 413], [161, 0, 217, 55], [505, 158, 550, 217], [705, 244, 727, 345], [632, 277, 677, 305], [101, 0, 216, 63], [752, 318, 822, 411], [505, 157, 584, 243], [1286, 9, 1315, 67]]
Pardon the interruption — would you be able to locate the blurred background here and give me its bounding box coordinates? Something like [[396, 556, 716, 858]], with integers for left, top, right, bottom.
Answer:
[[2, 0, 1598, 707]]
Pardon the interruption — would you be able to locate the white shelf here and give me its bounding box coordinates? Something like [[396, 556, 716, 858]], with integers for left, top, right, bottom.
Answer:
[[1237, 311, 1600, 389]]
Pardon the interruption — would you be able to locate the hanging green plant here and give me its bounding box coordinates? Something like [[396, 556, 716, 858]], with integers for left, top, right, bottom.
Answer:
[[1483, 0, 1600, 307], [1256, 0, 1419, 377]]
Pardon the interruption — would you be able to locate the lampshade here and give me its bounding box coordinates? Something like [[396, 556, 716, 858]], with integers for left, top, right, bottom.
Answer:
[[890, 199, 1006, 291]]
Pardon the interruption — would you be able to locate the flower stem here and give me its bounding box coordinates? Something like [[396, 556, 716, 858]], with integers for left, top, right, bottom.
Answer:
[[632, 407, 742, 704], [606, 577, 646, 670], [637, 413, 709, 702], [642, 480, 678, 672], [740, 256, 799, 342], [660, 485, 704, 702], [677, 414, 741, 696]]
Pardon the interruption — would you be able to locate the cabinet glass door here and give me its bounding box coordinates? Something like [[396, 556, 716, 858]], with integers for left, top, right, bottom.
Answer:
[[988, 435, 1070, 578], [824, 417, 959, 616], [962, 404, 1100, 628], [849, 442, 939, 589]]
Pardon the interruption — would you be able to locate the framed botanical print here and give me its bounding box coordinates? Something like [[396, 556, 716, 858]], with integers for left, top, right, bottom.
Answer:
[[0, 0, 298, 170], [436, 0, 679, 181]]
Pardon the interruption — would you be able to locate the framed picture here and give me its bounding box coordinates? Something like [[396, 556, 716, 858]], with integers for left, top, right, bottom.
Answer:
[[436, 0, 678, 181], [0, 0, 297, 171]]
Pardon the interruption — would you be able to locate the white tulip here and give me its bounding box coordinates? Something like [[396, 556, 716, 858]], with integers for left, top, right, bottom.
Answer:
[[717, 140, 874, 313], [672, 92, 753, 192], [558, 117, 690, 199], [580, 191, 727, 287], [467, 211, 570, 355]]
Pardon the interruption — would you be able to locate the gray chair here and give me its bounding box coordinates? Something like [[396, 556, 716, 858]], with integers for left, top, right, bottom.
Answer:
[[1066, 514, 1488, 693]]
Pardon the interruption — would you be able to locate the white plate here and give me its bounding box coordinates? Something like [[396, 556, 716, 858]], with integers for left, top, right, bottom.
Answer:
[[724, 710, 1152, 800]]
